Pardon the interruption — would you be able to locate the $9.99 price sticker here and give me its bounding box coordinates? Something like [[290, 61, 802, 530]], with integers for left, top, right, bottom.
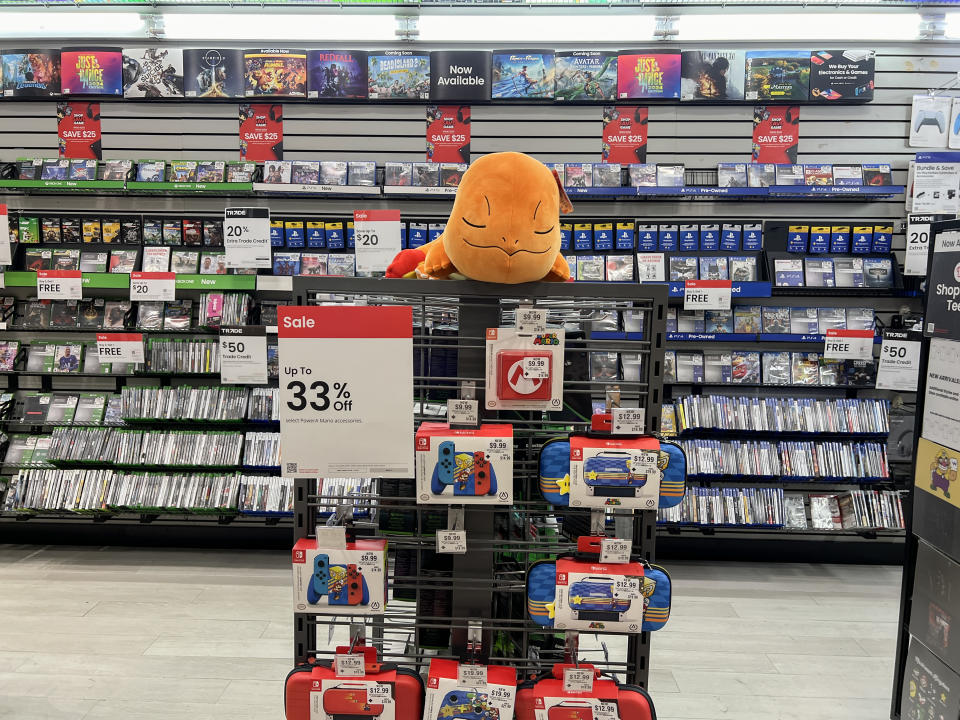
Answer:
[[277, 306, 414, 479]]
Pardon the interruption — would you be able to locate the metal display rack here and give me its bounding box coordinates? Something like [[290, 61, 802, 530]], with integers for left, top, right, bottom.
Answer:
[[289, 277, 667, 687]]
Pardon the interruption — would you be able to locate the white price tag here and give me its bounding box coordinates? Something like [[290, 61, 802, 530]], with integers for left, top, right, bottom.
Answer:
[[876, 330, 922, 391], [613, 577, 641, 599], [219, 326, 268, 385], [447, 398, 479, 426], [334, 654, 365, 678], [612, 407, 645, 434], [36, 269, 82, 300], [354, 210, 402, 273], [457, 664, 488, 686], [522, 356, 550, 378], [563, 668, 594, 694], [823, 329, 874, 361], [224, 207, 271, 269], [905, 215, 934, 276], [595, 702, 618, 720], [437, 530, 467, 554], [683, 279, 731, 310], [96, 333, 145, 364], [130, 271, 175, 302], [0, 203, 11, 265], [517, 307, 548, 335], [278, 306, 414, 478], [488, 686, 513, 709], [367, 684, 393, 704], [600, 538, 632, 564]]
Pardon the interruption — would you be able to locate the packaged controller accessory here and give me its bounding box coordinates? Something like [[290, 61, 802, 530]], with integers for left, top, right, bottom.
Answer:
[[293, 532, 386, 615], [485, 327, 565, 411], [431, 440, 498, 496], [422, 658, 517, 720], [416, 422, 513, 505]]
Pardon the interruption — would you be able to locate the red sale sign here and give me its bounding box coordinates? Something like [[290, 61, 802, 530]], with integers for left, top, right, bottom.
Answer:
[[57, 101, 101, 159], [752, 105, 799, 164], [602, 106, 648, 163], [239, 103, 283, 161], [426, 104, 470, 163]]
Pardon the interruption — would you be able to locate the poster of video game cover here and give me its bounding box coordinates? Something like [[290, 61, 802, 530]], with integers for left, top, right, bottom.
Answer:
[[555, 52, 617, 102], [426, 105, 470, 163], [602, 106, 648, 163], [2, 50, 60, 97], [752, 105, 799, 164], [239, 103, 283, 162], [810, 50, 875, 102], [745, 51, 810, 102], [122, 48, 184, 98], [61, 48, 123, 96], [617, 51, 680, 99], [369, 52, 430, 100], [57, 102, 101, 159], [900, 638, 960, 720], [491, 50, 554, 99], [307, 50, 367, 99], [244, 49, 307, 97], [680, 50, 746, 101], [183, 49, 244, 98]]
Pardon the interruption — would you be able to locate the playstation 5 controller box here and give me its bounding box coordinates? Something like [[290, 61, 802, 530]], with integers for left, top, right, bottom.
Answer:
[[423, 658, 517, 720], [415, 422, 513, 505], [293, 533, 387, 615]]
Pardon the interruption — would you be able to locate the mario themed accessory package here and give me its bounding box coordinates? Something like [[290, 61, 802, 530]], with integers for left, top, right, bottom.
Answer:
[[422, 658, 517, 720], [415, 422, 514, 505], [292, 529, 387, 615], [514, 663, 656, 720], [485, 327, 565, 411]]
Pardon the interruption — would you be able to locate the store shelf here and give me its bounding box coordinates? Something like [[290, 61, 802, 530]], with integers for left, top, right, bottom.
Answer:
[[253, 183, 380, 196], [2, 271, 258, 291], [659, 281, 773, 298]]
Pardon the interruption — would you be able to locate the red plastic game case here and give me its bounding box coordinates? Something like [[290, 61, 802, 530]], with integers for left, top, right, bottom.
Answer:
[[284, 646, 425, 720], [496, 350, 553, 401], [514, 664, 656, 720]]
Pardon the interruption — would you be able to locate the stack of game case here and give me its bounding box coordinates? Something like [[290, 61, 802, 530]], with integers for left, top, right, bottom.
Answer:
[[658, 487, 785, 528], [102, 472, 241, 512], [315, 477, 375, 517], [146, 338, 220, 374], [242, 432, 281, 468], [680, 438, 890, 480], [248, 388, 279, 422], [664, 349, 877, 387], [45, 427, 244, 468], [808, 490, 905, 530], [3, 391, 114, 426], [237, 476, 293, 515], [386, 162, 466, 187], [121, 386, 249, 422], [670, 396, 890, 435], [198, 293, 252, 328]]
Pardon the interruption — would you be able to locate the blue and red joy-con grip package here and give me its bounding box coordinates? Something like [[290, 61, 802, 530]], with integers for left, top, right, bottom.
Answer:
[[527, 556, 671, 633], [514, 664, 657, 720], [292, 537, 387, 616], [284, 646, 424, 720], [415, 422, 514, 505], [539, 435, 685, 509]]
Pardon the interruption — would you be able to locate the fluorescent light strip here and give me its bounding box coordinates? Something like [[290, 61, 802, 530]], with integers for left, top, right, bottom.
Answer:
[[162, 12, 397, 42], [676, 12, 923, 42], [418, 14, 658, 44], [0, 10, 147, 38]]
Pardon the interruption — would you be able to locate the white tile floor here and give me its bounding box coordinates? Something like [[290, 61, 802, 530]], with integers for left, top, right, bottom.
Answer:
[[0, 545, 901, 719]]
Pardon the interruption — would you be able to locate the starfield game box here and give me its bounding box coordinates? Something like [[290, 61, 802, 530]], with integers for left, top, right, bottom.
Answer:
[[183, 48, 244, 98]]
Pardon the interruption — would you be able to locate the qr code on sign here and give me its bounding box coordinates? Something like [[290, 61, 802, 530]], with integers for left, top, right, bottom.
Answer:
[[286, 463, 298, 473]]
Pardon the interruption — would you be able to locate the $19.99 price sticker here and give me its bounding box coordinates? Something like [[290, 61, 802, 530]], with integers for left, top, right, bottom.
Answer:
[[278, 306, 414, 479]]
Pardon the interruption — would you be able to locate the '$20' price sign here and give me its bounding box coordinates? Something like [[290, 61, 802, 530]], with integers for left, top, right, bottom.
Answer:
[[277, 306, 414, 479]]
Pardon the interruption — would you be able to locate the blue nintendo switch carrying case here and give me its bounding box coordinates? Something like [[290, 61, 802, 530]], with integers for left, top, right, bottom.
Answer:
[[538, 435, 686, 508], [526, 557, 672, 632]]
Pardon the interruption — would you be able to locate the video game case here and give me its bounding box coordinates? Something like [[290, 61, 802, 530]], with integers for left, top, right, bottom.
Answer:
[[628, 163, 657, 187], [747, 163, 775, 188], [347, 161, 376, 187], [384, 162, 412, 186], [717, 163, 747, 188]]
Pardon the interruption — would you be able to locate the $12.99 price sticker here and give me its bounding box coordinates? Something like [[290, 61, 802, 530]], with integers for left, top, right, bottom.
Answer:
[[278, 306, 414, 479]]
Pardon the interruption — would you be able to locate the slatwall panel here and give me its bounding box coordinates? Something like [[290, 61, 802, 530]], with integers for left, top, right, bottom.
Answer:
[[0, 44, 957, 254]]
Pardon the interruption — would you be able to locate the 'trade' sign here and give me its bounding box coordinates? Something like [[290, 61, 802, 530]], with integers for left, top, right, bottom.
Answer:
[[278, 305, 414, 478]]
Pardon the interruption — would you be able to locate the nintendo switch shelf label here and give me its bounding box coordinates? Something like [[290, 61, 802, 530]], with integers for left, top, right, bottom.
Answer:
[[447, 398, 479, 426], [96, 333, 145, 364], [224, 206, 271, 269], [334, 654, 365, 678], [36, 269, 82, 300], [612, 407, 645, 435], [823, 328, 874, 361], [130, 271, 175, 302], [436, 530, 467, 554], [219, 325, 268, 385], [278, 305, 414, 478], [562, 668, 594, 693], [353, 209, 401, 274], [683, 279, 731, 310]]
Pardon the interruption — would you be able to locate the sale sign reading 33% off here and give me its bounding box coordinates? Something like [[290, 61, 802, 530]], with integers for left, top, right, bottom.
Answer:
[[277, 305, 414, 478]]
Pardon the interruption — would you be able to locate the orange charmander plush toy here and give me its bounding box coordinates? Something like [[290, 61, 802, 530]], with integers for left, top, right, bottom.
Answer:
[[385, 152, 574, 283]]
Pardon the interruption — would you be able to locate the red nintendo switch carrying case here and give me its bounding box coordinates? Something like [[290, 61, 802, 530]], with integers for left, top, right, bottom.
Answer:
[[515, 663, 656, 720], [284, 645, 424, 720]]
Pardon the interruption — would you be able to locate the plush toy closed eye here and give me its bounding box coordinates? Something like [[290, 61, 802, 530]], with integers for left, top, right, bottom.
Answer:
[[385, 151, 574, 283]]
